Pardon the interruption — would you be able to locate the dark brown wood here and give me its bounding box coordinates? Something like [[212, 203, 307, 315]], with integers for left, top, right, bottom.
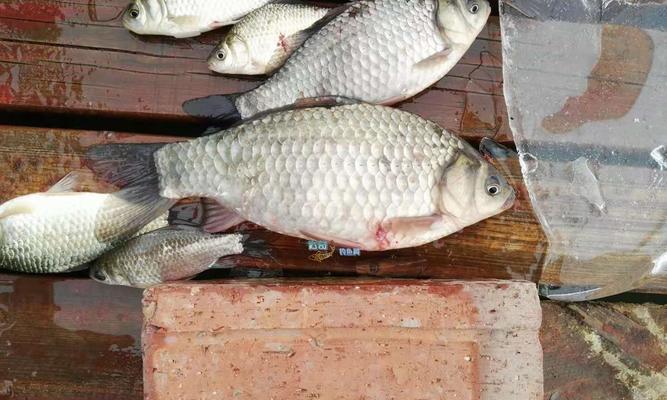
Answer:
[[541, 301, 667, 400], [0, 1, 508, 141], [0, 274, 143, 399], [1, 275, 664, 399], [1, 124, 665, 294]]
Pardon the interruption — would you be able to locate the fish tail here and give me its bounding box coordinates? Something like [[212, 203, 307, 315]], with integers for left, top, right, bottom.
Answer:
[[86, 143, 177, 242], [182, 93, 242, 135]]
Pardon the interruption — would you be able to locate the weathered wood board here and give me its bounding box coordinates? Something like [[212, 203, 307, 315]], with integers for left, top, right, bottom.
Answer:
[[542, 301, 667, 400], [0, 2, 509, 141], [1, 124, 665, 293], [1, 274, 664, 399]]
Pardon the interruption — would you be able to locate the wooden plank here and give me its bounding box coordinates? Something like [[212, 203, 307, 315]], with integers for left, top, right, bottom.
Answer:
[[0, 123, 544, 287], [0, 274, 143, 399], [0, 124, 665, 294], [541, 301, 667, 400], [1, 275, 664, 400], [0, 0, 509, 140]]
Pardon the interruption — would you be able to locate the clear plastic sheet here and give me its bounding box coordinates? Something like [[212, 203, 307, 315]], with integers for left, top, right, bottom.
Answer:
[[500, 0, 667, 300]]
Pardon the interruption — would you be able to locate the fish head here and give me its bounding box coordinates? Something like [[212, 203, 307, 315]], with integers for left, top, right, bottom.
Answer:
[[438, 142, 515, 226], [207, 35, 254, 75], [90, 263, 131, 287], [123, 0, 166, 35], [438, 0, 491, 46]]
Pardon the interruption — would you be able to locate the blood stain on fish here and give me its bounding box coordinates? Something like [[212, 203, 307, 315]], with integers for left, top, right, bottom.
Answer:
[[278, 33, 288, 52]]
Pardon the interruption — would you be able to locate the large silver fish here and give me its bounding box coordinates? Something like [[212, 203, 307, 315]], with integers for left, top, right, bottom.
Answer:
[[90, 227, 243, 288], [185, 0, 491, 122], [122, 0, 271, 38], [208, 3, 330, 75], [88, 104, 514, 251], [0, 166, 173, 273]]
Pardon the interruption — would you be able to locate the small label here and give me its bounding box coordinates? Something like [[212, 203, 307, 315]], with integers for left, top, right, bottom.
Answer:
[[307, 240, 329, 251], [339, 248, 361, 257]]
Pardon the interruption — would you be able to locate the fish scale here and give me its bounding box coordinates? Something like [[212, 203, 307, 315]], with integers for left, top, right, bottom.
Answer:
[[154, 105, 483, 250], [165, 0, 267, 20], [236, 0, 447, 118]]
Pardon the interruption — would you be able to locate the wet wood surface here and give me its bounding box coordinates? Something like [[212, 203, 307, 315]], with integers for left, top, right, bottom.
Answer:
[[1, 275, 664, 399], [542, 301, 667, 400], [0, 124, 665, 294], [0, 1, 509, 141]]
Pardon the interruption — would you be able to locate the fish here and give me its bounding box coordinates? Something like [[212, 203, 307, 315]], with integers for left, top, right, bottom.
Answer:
[[134, 211, 169, 235], [184, 0, 491, 123], [122, 0, 271, 38], [87, 104, 515, 251], [90, 227, 243, 288], [0, 162, 174, 274], [208, 3, 330, 75]]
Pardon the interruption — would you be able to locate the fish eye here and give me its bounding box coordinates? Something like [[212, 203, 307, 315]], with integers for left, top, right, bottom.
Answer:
[[129, 8, 140, 19], [485, 176, 502, 196], [216, 50, 225, 60], [469, 2, 480, 13], [486, 184, 501, 196]]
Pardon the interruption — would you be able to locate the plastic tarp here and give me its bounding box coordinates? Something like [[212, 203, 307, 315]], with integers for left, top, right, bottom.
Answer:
[[500, 0, 667, 300]]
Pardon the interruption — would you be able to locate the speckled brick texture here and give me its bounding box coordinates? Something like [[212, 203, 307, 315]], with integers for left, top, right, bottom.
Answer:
[[143, 279, 543, 400]]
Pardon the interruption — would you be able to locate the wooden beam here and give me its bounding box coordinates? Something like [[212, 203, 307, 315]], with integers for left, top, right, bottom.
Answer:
[[0, 124, 664, 294], [542, 301, 667, 400], [0, 1, 509, 141]]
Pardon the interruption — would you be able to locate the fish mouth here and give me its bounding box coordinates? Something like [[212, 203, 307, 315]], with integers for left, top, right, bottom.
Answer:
[[502, 189, 517, 210]]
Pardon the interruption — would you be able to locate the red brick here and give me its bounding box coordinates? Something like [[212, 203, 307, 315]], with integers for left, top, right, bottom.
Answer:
[[143, 280, 543, 400]]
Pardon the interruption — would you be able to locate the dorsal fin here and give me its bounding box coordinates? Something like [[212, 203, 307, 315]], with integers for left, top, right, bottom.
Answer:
[[227, 96, 362, 127], [195, 96, 363, 136]]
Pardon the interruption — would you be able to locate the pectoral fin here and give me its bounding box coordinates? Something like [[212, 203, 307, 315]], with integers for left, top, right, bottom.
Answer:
[[266, 30, 310, 72], [169, 16, 206, 38], [413, 48, 453, 72], [377, 215, 446, 249]]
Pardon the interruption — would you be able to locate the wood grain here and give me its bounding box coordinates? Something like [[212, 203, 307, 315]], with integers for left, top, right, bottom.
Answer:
[[0, 0, 509, 140], [541, 301, 667, 400], [0, 274, 143, 399], [0, 124, 665, 294]]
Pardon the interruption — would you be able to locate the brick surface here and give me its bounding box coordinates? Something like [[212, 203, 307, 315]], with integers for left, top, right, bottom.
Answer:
[[143, 280, 543, 400]]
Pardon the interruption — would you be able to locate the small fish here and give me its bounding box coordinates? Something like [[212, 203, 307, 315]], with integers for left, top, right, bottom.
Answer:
[[184, 0, 491, 123], [208, 3, 329, 75], [0, 160, 174, 273], [123, 0, 271, 38], [87, 104, 515, 251], [90, 227, 243, 288]]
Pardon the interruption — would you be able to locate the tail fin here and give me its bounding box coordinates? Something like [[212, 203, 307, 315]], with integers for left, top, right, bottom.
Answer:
[[240, 235, 273, 260], [86, 143, 177, 243], [182, 94, 242, 133]]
